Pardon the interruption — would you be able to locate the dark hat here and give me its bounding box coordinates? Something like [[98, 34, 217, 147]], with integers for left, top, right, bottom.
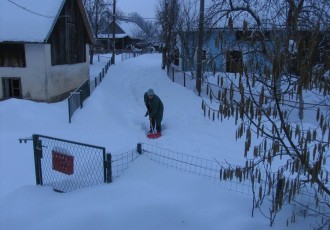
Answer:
[[147, 89, 154, 96]]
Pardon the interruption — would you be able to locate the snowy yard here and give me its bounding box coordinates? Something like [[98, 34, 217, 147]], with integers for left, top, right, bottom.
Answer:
[[0, 53, 313, 229]]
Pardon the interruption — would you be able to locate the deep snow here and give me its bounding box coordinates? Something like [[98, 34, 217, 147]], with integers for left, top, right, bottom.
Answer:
[[0, 53, 311, 229]]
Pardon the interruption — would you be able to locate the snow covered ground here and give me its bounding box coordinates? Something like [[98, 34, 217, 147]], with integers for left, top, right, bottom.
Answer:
[[0, 53, 311, 229]]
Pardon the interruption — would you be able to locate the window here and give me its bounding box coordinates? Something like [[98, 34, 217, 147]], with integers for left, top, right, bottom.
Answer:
[[202, 50, 207, 61], [0, 44, 26, 67], [235, 30, 271, 41], [226, 50, 243, 73], [2, 78, 22, 98]]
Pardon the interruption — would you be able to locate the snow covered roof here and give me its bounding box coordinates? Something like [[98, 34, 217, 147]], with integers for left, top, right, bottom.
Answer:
[[0, 0, 94, 43], [98, 20, 145, 40], [116, 20, 144, 39]]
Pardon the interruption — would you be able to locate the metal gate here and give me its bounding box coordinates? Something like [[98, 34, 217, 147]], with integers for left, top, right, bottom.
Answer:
[[32, 134, 111, 192]]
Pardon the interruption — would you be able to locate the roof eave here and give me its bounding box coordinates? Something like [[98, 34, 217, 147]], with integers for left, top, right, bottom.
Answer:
[[44, 0, 65, 42], [44, 0, 95, 44]]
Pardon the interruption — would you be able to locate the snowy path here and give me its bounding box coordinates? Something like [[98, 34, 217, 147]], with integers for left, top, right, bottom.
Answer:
[[81, 53, 246, 163]]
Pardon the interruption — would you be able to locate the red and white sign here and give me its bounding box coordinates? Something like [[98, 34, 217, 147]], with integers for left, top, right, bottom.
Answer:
[[52, 150, 74, 175]]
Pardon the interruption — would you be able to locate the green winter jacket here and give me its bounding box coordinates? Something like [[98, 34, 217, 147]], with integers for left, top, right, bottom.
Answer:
[[144, 92, 164, 122]]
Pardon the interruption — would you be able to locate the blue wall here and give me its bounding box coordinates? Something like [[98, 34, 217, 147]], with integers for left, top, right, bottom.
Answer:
[[179, 29, 274, 75]]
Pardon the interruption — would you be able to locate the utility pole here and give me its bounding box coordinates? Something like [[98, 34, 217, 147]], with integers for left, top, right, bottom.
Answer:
[[196, 0, 204, 96], [107, 12, 110, 52], [162, 1, 169, 70], [111, 0, 116, 64]]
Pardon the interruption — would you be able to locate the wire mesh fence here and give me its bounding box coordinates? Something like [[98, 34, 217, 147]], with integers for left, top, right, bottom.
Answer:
[[90, 60, 110, 94], [140, 142, 330, 214], [68, 80, 90, 123], [141, 143, 253, 195], [167, 66, 325, 126], [121, 51, 144, 61], [18, 133, 329, 228], [32, 134, 107, 193], [111, 147, 140, 178], [21, 132, 329, 217], [167, 66, 196, 92]]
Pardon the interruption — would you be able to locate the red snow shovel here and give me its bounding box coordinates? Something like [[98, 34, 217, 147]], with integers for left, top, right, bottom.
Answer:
[[147, 119, 161, 139]]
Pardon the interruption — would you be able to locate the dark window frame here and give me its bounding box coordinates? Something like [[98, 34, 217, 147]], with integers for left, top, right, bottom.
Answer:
[[0, 44, 26, 67], [235, 30, 271, 41], [2, 77, 22, 98], [226, 50, 243, 73]]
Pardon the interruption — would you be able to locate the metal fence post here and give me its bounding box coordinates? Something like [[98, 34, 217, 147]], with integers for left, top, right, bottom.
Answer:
[[106, 153, 112, 183], [137, 143, 142, 154], [32, 135, 43, 185], [68, 98, 72, 123], [184, 72, 186, 87], [79, 90, 83, 109]]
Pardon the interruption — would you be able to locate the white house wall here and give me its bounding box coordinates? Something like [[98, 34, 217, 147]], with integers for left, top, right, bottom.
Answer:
[[0, 44, 46, 100], [0, 44, 90, 102], [45, 44, 90, 102], [25, 44, 49, 100]]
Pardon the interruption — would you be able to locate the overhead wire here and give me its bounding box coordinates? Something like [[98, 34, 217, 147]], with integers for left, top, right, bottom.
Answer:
[[6, 0, 55, 18], [7, 0, 158, 22]]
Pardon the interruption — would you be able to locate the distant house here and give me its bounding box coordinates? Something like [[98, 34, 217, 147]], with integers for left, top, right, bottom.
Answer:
[[97, 20, 145, 52], [0, 0, 95, 102], [177, 11, 329, 75], [177, 27, 273, 73]]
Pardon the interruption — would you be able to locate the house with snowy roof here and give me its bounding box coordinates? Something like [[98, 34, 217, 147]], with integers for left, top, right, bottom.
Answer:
[[0, 0, 95, 102], [97, 19, 145, 52], [177, 2, 329, 74]]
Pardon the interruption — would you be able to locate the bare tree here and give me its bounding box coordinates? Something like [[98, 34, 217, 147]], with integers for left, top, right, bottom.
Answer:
[[156, 0, 180, 70], [175, 0, 200, 77], [126, 12, 159, 44], [83, 0, 113, 64], [205, 0, 330, 227]]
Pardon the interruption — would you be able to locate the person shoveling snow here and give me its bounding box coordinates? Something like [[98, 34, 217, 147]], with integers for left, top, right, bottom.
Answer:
[[144, 88, 164, 138]]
